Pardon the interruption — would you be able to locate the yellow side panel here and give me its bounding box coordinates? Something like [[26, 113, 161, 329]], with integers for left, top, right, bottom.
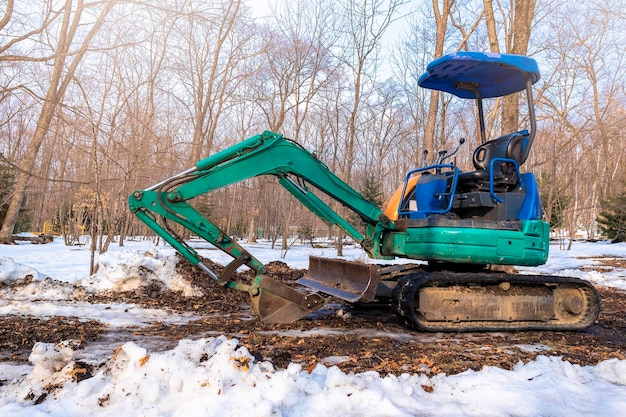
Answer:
[[384, 176, 419, 221]]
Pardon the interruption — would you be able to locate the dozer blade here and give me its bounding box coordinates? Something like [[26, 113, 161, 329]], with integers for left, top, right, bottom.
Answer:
[[251, 276, 325, 324], [296, 256, 381, 303]]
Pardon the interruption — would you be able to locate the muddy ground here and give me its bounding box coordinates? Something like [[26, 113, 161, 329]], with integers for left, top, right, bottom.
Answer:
[[1, 257, 625, 376]]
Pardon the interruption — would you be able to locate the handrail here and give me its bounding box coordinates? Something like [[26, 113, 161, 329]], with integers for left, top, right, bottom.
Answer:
[[488, 158, 524, 203], [397, 164, 460, 217]]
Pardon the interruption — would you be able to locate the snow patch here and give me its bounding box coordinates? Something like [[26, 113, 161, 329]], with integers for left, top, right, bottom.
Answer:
[[514, 344, 552, 353], [0, 257, 46, 284], [82, 248, 199, 296], [1, 337, 625, 417]]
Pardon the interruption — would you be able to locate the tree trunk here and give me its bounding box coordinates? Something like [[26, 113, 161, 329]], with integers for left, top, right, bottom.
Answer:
[[503, 0, 536, 134], [483, 0, 500, 53], [483, 0, 535, 135], [424, 0, 454, 155], [248, 212, 257, 243]]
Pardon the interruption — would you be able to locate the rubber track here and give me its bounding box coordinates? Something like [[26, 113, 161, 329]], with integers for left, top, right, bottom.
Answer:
[[391, 271, 600, 332]]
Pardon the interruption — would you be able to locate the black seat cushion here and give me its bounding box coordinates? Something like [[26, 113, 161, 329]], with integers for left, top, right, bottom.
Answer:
[[458, 132, 525, 193]]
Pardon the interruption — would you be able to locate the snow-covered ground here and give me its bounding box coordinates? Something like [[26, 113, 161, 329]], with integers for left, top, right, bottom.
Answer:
[[0, 237, 625, 416]]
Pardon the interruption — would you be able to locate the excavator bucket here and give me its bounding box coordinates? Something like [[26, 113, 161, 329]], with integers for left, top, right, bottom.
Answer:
[[251, 276, 326, 324], [297, 256, 381, 303]]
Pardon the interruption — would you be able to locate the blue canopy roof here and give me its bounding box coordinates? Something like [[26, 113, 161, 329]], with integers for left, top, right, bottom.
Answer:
[[418, 52, 540, 99]]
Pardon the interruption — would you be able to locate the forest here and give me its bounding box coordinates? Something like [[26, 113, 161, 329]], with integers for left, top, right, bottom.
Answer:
[[1, 0, 625, 255]]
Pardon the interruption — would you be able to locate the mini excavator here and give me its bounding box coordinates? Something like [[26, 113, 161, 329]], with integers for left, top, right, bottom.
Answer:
[[128, 52, 600, 331]]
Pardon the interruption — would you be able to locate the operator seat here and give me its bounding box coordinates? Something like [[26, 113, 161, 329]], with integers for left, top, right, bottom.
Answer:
[[457, 131, 525, 192]]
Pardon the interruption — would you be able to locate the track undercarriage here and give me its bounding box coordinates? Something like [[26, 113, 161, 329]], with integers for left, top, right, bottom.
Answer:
[[391, 269, 600, 332]]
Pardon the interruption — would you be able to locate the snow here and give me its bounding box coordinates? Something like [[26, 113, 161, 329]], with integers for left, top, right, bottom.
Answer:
[[519, 240, 626, 291], [83, 247, 199, 296], [0, 237, 626, 416], [0, 256, 46, 284]]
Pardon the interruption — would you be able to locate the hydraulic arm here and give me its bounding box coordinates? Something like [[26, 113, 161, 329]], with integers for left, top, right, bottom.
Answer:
[[128, 131, 394, 322]]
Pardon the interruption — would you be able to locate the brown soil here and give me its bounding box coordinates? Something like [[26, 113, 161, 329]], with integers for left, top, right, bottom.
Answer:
[[1, 256, 625, 376], [0, 316, 107, 361]]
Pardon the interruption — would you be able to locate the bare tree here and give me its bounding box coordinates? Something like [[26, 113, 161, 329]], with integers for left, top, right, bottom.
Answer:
[[526, 0, 626, 244], [254, 0, 339, 138], [171, 0, 253, 162], [391, 9, 434, 165], [328, 0, 408, 255], [361, 79, 408, 195], [0, 0, 13, 32], [338, 0, 408, 182], [0, 0, 119, 244]]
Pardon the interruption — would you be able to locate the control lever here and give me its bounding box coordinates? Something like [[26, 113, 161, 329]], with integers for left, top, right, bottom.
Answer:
[[436, 150, 447, 165], [440, 138, 466, 164]]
